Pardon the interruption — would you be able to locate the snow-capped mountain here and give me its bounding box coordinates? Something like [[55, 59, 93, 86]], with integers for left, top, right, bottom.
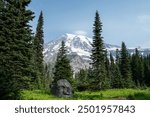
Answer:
[[43, 33, 120, 72], [44, 33, 150, 72]]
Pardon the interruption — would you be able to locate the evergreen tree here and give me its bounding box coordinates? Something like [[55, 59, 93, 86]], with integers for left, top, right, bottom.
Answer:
[[110, 53, 122, 88], [53, 41, 73, 84], [0, 0, 3, 13], [44, 63, 53, 91], [105, 50, 111, 88], [116, 49, 120, 65], [110, 53, 115, 87], [110, 53, 114, 65], [34, 11, 44, 89], [143, 55, 150, 86], [90, 11, 107, 90], [120, 42, 133, 88], [0, 0, 34, 99], [75, 69, 88, 91], [131, 48, 144, 87]]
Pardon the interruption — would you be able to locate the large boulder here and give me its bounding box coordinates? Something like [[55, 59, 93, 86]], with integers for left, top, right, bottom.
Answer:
[[51, 79, 73, 98]]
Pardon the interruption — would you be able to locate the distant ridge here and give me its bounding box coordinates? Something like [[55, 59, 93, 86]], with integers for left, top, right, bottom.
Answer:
[[43, 33, 150, 72]]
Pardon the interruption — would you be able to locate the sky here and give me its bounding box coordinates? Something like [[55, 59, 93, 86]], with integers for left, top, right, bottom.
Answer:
[[29, 0, 150, 48]]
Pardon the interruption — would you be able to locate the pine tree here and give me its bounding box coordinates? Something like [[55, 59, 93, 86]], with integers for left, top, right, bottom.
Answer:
[[110, 53, 122, 88], [53, 41, 73, 84], [0, 0, 34, 99], [76, 69, 88, 91], [143, 55, 150, 86], [116, 49, 120, 65], [90, 11, 107, 90], [120, 42, 133, 88], [105, 50, 111, 88], [131, 48, 144, 87], [110, 53, 115, 88], [0, 0, 3, 12], [44, 63, 53, 91], [110, 53, 114, 65], [34, 11, 44, 89]]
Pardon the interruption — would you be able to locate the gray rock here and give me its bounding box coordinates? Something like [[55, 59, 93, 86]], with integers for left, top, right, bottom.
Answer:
[[51, 79, 73, 98]]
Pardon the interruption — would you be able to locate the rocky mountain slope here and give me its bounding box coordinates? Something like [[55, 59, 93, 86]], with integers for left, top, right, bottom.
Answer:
[[43, 33, 150, 72]]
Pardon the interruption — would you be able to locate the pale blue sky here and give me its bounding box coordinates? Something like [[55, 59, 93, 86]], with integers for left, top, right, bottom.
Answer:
[[29, 0, 150, 48]]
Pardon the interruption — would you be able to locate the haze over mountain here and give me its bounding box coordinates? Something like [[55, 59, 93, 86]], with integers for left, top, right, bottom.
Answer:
[[43, 33, 150, 72]]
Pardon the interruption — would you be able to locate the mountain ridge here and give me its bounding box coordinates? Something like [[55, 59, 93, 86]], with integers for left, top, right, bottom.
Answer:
[[43, 33, 150, 72]]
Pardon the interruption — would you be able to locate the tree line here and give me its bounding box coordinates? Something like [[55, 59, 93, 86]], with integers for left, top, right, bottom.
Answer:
[[0, 1, 150, 99], [75, 11, 150, 91], [50, 11, 150, 92]]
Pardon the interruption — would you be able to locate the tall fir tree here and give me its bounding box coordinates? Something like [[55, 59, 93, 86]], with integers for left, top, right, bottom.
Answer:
[[110, 53, 122, 88], [116, 49, 120, 65], [90, 11, 107, 90], [131, 48, 144, 87], [44, 63, 53, 90], [120, 42, 133, 88], [104, 50, 111, 88], [34, 11, 44, 89], [75, 69, 88, 91], [143, 55, 150, 86], [53, 41, 73, 84], [0, 0, 34, 99]]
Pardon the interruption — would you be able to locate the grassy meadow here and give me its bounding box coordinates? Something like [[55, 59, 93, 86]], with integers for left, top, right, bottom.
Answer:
[[21, 88, 150, 100]]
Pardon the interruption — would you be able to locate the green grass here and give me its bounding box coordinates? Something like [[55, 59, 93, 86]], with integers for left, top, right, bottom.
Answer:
[[73, 89, 150, 100], [21, 90, 64, 100], [21, 88, 150, 100]]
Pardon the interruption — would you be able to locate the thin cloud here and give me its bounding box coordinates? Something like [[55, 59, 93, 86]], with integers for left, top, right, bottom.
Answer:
[[137, 15, 150, 23], [74, 30, 87, 36]]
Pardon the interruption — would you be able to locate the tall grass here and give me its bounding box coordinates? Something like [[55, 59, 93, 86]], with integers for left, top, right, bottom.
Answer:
[[21, 89, 150, 100], [73, 89, 150, 100], [21, 90, 63, 100]]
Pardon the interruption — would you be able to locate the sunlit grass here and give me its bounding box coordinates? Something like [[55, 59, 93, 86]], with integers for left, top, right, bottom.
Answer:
[[21, 88, 150, 100], [21, 90, 64, 100], [73, 89, 150, 100]]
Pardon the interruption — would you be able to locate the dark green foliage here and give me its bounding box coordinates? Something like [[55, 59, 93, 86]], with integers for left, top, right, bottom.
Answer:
[[116, 49, 120, 65], [110, 53, 123, 88], [90, 11, 108, 90], [131, 48, 144, 87], [143, 55, 150, 86], [0, 0, 34, 99], [120, 42, 133, 88], [104, 50, 111, 88], [1, 3, 150, 100], [0, 0, 3, 13], [75, 69, 88, 91], [53, 41, 73, 84], [44, 63, 53, 91], [110, 53, 114, 65], [127, 92, 150, 100], [34, 11, 45, 89]]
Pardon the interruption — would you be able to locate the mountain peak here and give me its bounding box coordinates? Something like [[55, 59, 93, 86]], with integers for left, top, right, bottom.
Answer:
[[64, 33, 76, 39], [64, 33, 91, 42], [44, 33, 150, 72], [43, 33, 120, 72]]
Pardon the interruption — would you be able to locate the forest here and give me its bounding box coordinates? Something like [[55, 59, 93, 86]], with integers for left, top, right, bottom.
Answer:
[[0, 0, 150, 100]]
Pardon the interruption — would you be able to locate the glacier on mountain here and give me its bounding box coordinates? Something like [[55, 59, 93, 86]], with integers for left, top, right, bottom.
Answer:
[[43, 33, 150, 72]]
